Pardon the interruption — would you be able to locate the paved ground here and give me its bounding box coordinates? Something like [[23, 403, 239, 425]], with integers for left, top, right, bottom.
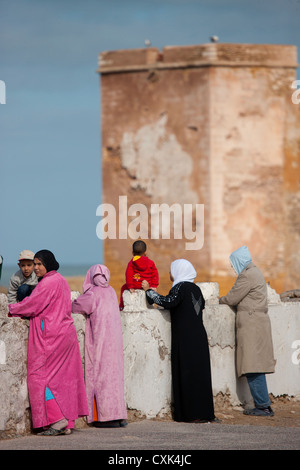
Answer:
[[0, 420, 299, 452], [0, 401, 299, 456], [0, 418, 299, 453]]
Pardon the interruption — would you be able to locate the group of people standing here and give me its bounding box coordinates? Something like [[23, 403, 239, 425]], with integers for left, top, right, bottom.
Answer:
[[142, 245, 275, 423], [7, 243, 275, 436], [8, 250, 127, 435]]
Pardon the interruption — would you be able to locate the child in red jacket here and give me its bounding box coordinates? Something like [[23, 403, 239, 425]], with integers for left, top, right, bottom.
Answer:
[[119, 240, 159, 310]]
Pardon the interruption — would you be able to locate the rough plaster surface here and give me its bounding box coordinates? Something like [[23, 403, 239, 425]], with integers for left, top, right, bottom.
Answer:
[[120, 113, 197, 205], [0, 294, 30, 436]]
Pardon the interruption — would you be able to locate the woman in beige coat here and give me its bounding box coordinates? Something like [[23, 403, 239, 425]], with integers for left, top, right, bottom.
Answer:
[[219, 246, 276, 417]]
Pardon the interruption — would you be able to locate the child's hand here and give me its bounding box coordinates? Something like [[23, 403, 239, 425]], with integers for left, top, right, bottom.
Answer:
[[141, 280, 150, 291]]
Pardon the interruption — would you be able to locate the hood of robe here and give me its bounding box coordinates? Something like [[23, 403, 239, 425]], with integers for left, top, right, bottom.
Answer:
[[131, 255, 152, 272], [170, 259, 197, 287], [83, 264, 110, 292], [229, 246, 252, 275]]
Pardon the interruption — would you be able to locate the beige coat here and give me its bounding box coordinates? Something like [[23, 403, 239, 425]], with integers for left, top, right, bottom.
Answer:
[[220, 262, 276, 377]]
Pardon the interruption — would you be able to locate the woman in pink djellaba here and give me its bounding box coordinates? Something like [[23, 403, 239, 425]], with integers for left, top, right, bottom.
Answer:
[[72, 264, 128, 428], [8, 250, 89, 436]]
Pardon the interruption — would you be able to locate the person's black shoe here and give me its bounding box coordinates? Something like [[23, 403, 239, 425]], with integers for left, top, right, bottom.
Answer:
[[94, 420, 121, 428]]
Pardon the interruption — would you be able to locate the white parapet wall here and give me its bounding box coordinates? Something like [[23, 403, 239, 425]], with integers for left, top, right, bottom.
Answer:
[[121, 283, 300, 417], [0, 283, 299, 436], [121, 289, 172, 418]]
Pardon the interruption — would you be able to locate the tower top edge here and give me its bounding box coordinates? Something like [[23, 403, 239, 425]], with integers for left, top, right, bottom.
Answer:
[[97, 43, 298, 74]]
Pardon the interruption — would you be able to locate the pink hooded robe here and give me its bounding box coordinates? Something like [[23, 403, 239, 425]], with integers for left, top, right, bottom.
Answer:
[[8, 271, 88, 429], [72, 265, 127, 423]]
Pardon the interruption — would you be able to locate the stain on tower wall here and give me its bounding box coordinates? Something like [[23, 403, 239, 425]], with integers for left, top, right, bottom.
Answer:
[[98, 44, 300, 297]]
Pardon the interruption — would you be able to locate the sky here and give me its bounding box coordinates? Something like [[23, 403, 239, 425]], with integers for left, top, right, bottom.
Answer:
[[0, 0, 299, 271]]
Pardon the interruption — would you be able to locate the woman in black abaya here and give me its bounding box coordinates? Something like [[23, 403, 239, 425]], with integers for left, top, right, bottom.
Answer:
[[142, 259, 216, 423]]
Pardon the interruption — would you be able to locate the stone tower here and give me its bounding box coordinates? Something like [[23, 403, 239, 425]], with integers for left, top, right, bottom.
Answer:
[[97, 43, 300, 297]]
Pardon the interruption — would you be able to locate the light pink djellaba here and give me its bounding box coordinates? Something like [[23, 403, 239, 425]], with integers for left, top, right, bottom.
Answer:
[[8, 271, 89, 429], [72, 265, 128, 423]]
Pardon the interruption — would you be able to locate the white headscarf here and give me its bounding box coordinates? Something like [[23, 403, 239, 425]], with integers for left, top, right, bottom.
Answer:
[[170, 259, 197, 287]]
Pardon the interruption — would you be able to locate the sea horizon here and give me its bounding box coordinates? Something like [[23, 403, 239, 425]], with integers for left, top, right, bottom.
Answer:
[[0, 264, 94, 288]]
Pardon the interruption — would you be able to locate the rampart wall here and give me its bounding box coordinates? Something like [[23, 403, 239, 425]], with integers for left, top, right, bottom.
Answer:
[[0, 284, 299, 438]]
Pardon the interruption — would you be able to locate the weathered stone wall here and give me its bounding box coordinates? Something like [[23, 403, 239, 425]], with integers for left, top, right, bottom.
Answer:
[[1, 283, 299, 437], [121, 284, 300, 418], [98, 43, 300, 298], [0, 295, 30, 437]]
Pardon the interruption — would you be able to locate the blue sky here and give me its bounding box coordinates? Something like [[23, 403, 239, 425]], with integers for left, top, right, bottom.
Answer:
[[0, 0, 299, 269]]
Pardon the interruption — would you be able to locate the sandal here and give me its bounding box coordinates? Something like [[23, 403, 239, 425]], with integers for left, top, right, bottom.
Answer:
[[64, 428, 73, 435], [38, 426, 68, 436], [189, 417, 221, 424]]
